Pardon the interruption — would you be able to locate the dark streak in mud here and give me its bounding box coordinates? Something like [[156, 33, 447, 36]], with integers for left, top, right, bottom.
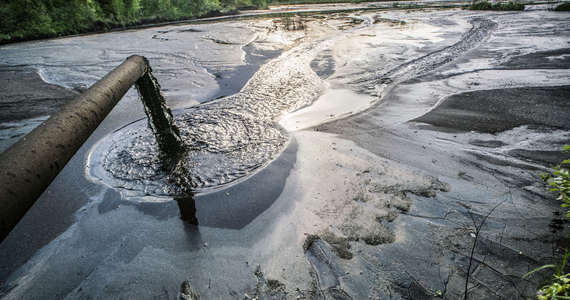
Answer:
[[413, 86, 570, 134], [204, 37, 238, 45], [310, 49, 336, 79], [192, 137, 297, 229], [500, 48, 570, 69], [305, 239, 354, 299]]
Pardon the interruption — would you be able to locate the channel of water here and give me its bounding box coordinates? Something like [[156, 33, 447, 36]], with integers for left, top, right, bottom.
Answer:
[[87, 16, 375, 198]]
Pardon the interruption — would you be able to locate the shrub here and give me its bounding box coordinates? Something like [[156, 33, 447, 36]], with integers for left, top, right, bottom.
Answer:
[[541, 145, 570, 217], [525, 251, 570, 300], [554, 2, 570, 11]]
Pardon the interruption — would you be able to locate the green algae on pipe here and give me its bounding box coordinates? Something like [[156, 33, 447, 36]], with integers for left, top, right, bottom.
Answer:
[[0, 55, 147, 243], [135, 57, 187, 160]]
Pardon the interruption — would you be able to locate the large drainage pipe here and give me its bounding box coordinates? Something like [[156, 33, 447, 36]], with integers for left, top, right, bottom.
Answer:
[[0, 55, 148, 243]]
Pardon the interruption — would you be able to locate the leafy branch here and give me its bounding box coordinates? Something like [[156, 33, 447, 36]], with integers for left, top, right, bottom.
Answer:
[[541, 145, 570, 217], [526, 145, 570, 299], [525, 250, 570, 300]]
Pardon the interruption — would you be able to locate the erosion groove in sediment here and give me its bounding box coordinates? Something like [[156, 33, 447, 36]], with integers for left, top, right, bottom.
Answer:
[[352, 18, 498, 96]]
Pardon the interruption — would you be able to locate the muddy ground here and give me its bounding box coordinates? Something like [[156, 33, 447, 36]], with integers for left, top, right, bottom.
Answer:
[[0, 5, 569, 300]]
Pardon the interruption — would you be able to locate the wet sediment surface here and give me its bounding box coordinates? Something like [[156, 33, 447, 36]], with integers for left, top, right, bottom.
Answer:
[[1, 6, 570, 300]]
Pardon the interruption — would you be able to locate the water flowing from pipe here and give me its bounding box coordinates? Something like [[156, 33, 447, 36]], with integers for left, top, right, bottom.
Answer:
[[134, 58, 187, 161]]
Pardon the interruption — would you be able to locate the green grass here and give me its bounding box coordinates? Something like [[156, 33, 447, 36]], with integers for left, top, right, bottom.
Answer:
[[542, 145, 570, 217], [470, 1, 525, 10], [525, 251, 570, 300]]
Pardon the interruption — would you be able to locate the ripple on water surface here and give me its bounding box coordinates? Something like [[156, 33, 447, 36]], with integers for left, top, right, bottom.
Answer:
[[87, 18, 374, 197], [89, 106, 288, 196]]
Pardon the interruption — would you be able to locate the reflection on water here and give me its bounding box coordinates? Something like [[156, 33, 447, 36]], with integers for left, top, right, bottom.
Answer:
[[88, 17, 373, 197]]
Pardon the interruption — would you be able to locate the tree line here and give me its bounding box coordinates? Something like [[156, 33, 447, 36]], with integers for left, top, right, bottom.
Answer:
[[0, 0, 266, 43]]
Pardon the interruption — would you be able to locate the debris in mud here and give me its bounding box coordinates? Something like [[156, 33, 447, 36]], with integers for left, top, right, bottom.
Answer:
[[320, 230, 354, 259], [204, 37, 238, 45], [469, 139, 507, 148], [178, 28, 202, 33], [249, 266, 289, 299], [266, 279, 285, 290], [373, 16, 406, 26], [303, 234, 321, 253], [338, 17, 365, 30], [549, 218, 567, 229], [179, 280, 200, 300], [265, 278, 286, 296]]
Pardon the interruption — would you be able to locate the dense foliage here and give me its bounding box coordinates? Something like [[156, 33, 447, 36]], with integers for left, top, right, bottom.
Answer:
[[0, 0, 396, 43], [470, 1, 525, 10], [0, 0, 265, 43], [554, 2, 570, 11]]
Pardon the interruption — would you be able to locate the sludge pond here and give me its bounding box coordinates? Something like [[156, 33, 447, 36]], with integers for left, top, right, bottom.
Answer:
[[1, 5, 570, 299]]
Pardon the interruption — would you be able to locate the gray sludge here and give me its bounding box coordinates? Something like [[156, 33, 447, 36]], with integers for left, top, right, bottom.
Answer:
[[88, 17, 373, 196]]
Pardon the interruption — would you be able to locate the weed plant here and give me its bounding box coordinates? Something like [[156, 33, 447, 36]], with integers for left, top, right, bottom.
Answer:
[[526, 251, 570, 300], [470, 1, 525, 10], [526, 145, 570, 299]]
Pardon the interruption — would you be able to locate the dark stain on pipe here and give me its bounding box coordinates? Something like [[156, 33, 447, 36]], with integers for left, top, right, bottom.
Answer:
[[0, 55, 148, 243]]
